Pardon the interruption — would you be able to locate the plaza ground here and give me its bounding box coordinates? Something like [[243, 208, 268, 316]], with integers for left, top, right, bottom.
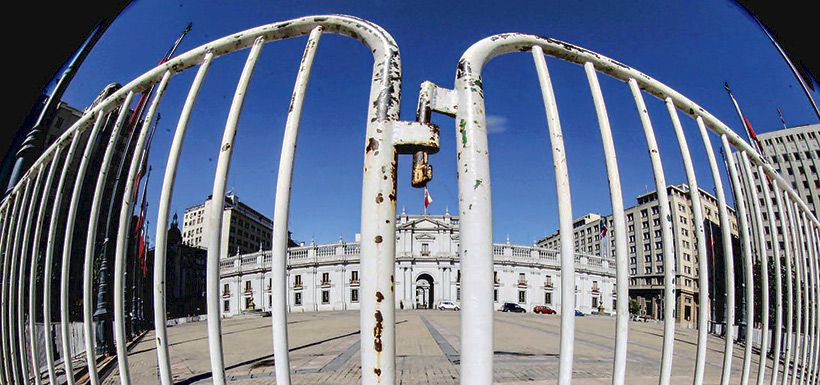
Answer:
[[102, 310, 778, 384]]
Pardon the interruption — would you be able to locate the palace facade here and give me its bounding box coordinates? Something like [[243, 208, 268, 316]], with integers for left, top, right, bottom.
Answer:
[[219, 212, 617, 317]]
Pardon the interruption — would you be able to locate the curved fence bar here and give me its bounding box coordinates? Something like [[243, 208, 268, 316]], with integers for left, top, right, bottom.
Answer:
[[532, 46, 577, 385], [1, 193, 20, 383], [152, 54, 211, 385], [763, 173, 784, 385], [270, 25, 323, 385], [721, 141, 754, 385], [17, 164, 45, 385], [0, 204, 9, 385], [583, 62, 629, 385], [82, 95, 134, 385], [9, 179, 33, 384], [28, 149, 62, 385]]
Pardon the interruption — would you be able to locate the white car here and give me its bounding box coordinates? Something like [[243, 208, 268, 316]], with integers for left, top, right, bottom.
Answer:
[[438, 301, 460, 311]]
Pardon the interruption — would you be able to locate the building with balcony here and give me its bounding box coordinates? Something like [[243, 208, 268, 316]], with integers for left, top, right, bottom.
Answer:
[[219, 212, 617, 316], [181, 193, 296, 259], [536, 184, 740, 329]]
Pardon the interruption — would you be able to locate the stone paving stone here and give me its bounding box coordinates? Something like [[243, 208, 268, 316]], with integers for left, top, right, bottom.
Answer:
[[98, 310, 788, 384]]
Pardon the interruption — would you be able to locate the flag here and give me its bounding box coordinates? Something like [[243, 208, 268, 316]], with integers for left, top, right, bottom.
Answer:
[[138, 223, 147, 276], [777, 107, 787, 129], [724, 82, 764, 158], [599, 221, 608, 238], [424, 187, 433, 209]]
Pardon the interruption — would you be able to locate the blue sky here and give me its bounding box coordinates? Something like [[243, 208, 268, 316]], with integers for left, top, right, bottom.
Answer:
[[61, 0, 819, 246]]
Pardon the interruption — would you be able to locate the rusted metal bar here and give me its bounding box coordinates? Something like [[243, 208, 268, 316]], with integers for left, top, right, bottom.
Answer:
[[17, 164, 45, 385], [532, 46, 576, 385], [737, 155, 769, 385], [114, 70, 171, 385], [9, 178, 33, 384], [45, 131, 80, 384], [270, 26, 323, 385], [28, 148, 62, 385], [584, 62, 628, 385], [61, 111, 107, 385], [762, 175, 784, 385], [629, 78, 676, 385], [723, 146, 754, 385], [667, 106, 709, 385], [153, 54, 211, 385], [82, 96, 134, 385]]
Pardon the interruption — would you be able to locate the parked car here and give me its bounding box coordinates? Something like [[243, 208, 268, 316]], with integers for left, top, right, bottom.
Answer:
[[533, 305, 556, 314], [438, 300, 460, 311], [501, 303, 526, 313], [575, 310, 585, 316], [631, 314, 647, 322]]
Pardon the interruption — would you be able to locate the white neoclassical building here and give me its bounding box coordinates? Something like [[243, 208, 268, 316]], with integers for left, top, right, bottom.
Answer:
[[219, 213, 617, 316]]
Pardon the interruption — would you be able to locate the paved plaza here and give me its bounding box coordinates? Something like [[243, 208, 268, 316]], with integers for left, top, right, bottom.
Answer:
[[102, 310, 777, 384]]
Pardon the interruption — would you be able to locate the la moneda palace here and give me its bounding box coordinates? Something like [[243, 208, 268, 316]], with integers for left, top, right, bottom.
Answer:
[[215, 211, 617, 316]]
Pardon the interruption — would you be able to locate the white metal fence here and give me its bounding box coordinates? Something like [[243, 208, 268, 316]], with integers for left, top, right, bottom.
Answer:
[[0, 13, 818, 385]]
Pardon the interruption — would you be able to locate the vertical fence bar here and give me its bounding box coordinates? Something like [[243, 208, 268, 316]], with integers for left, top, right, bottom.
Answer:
[[83, 96, 134, 385], [206, 38, 264, 385], [721, 144, 754, 385], [584, 62, 628, 385], [697, 128, 736, 385], [628, 78, 675, 385], [763, 175, 784, 385], [270, 27, 323, 385], [0, 204, 8, 385], [17, 164, 46, 385], [798, 209, 811, 384], [29, 150, 61, 385], [9, 179, 34, 384], [114, 71, 171, 385], [1, 194, 20, 383], [789, 200, 804, 385], [454, 50, 494, 385], [739, 153, 770, 385], [813, 226, 820, 385], [61, 111, 107, 385], [45, 131, 80, 384], [784, 195, 799, 385], [805, 216, 818, 384], [779, 191, 795, 385], [532, 46, 576, 385], [665, 104, 710, 385], [153, 54, 212, 385]]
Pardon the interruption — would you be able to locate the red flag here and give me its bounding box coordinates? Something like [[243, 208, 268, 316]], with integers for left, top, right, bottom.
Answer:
[[777, 107, 787, 129], [599, 221, 608, 238], [138, 225, 147, 276], [424, 187, 433, 209]]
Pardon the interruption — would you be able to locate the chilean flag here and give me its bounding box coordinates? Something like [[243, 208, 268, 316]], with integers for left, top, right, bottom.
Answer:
[[424, 187, 433, 209]]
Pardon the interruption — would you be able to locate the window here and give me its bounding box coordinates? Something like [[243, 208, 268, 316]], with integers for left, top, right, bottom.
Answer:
[[457, 288, 461, 301], [641, 209, 648, 218], [294, 274, 302, 287], [545, 275, 553, 287], [245, 281, 252, 292], [457, 270, 461, 283], [494, 271, 499, 284], [645, 267, 652, 274], [351, 289, 359, 303], [645, 255, 651, 262], [494, 289, 499, 302], [421, 243, 430, 255], [351, 270, 359, 283], [518, 273, 526, 284], [628, 224, 635, 232], [652, 207, 659, 214], [294, 292, 302, 305], [322, 272, 330, 284], [224, 300, 230, 312], [653, 218, 660, 226], [322, 290, 330, 304], [592, 281, 599, 292], [627, 213, 634, 222], [518, 290, 526, 304], [223, 283, 230, 295], [643, 232, 650, 240], [245, 297, 254, 309], [545, 292, 552, 305], [655, 241, 662, 250], [592, 297, 599, 309]]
